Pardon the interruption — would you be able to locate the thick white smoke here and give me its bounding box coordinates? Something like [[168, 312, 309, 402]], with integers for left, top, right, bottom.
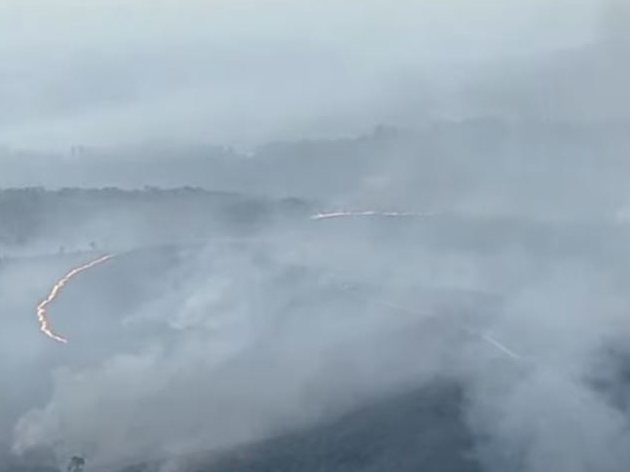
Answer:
[[10, 237, 461, 466], [11, 212, 630, 472], [4, 1, 630, 471]]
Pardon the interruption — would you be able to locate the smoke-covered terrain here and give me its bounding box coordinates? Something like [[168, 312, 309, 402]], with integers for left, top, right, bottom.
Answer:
[[4, 1, 630, 471], [4, 190, 630, 472]]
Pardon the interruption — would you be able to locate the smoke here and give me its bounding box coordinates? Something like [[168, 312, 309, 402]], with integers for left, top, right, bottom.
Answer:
[[10, 235, 461, 467], [4, 1, 630, 471], [7, 206, 630, 472], [0, 0, 604, 156], [461, 265, 630, 472]]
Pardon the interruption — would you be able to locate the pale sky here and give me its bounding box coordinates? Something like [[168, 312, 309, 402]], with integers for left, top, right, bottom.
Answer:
[[0, 0, 600, 150]]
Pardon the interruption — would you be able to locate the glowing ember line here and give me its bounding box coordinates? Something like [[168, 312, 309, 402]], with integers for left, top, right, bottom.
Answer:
[[36, 254, 115, 344], [335, 275, 523, 361], [311, 210, 437, 220], [481, 333, 522, 360], [319, 213, 523, 361]]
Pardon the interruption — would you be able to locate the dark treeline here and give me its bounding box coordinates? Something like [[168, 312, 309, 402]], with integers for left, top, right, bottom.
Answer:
[[2, 119, 630, 219], [0, 187, 311, 252]]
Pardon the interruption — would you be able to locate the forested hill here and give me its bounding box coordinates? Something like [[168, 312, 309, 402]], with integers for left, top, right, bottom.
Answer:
[[3, 120, 630, 219], [0, 187, 311, 254]]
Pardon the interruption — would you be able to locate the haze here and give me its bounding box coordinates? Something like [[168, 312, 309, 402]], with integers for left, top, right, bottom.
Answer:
[[3, 1, 630, 472], [0, 0, 599, 151]]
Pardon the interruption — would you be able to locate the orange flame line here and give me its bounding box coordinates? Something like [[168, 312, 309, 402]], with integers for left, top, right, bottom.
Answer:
[[311, 210, 438, 220], [36, 254, 116, 344]]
